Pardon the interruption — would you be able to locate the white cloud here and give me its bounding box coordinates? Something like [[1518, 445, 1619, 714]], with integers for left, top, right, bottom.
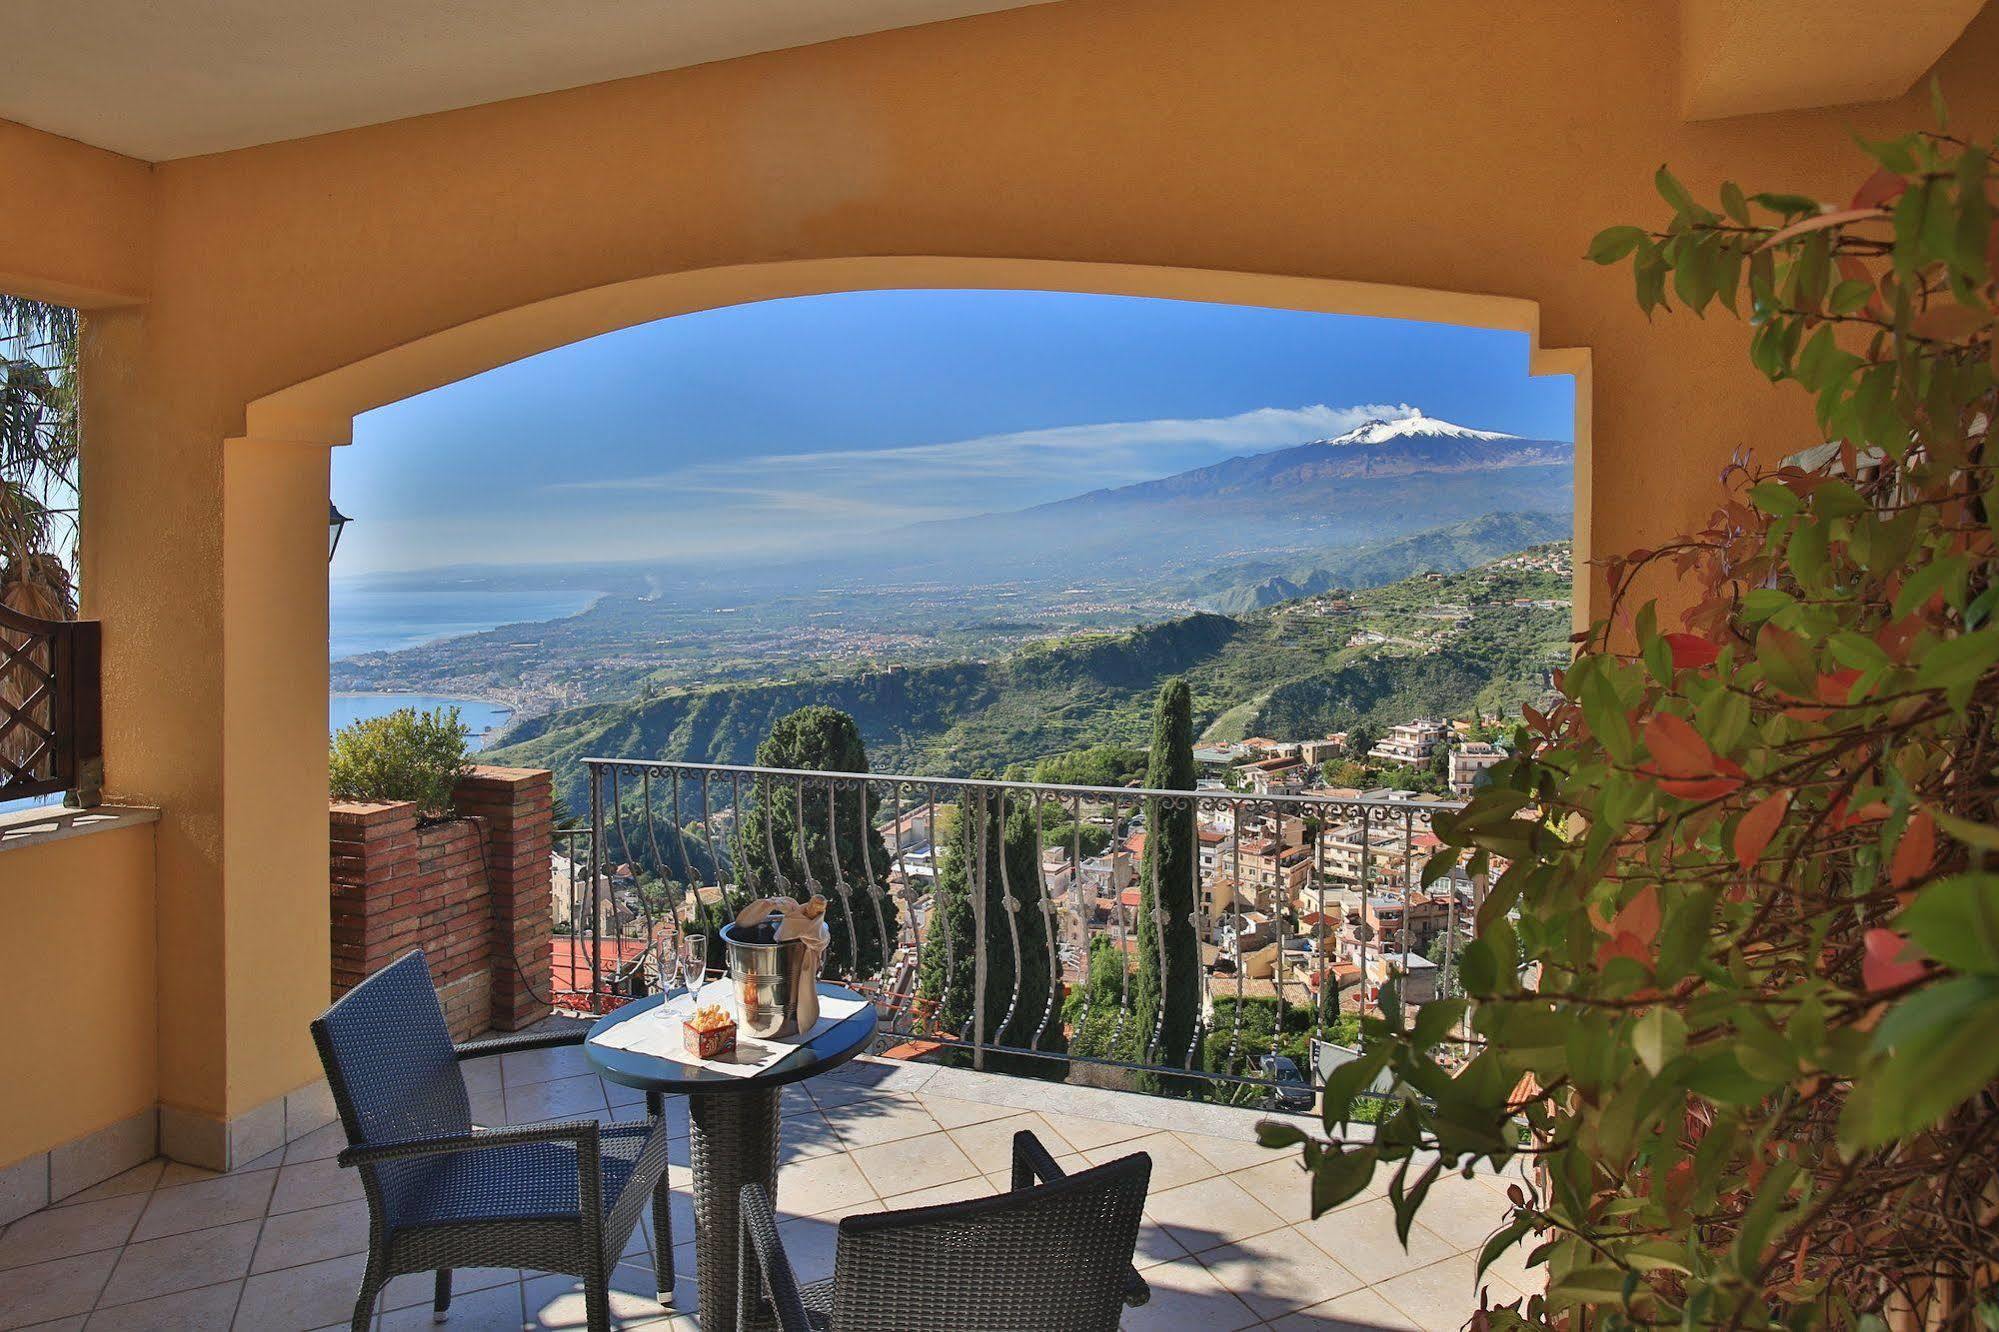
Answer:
[[548, 402, 1418, 497]]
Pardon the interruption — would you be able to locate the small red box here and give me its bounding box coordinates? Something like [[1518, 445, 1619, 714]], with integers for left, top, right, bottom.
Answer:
[[683, 1006, 737, 1059]]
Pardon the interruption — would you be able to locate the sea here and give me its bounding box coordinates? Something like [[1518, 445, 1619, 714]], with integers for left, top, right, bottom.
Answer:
[[329, 580, 600, 751]]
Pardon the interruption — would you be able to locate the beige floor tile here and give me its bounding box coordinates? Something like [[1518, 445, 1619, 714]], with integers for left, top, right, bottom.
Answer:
[[267, 1156, 365, 1215], [53, 1162, 165, 1209], [0, 1195, 145, 1271], [1196, 1225, 1365, 1322], [281, 1123, 345, 1166], [460, 1056, 503, 1100], [819, 1096, 940, 1149], [1037, 1112, 1155, 1154], [1133, 1215, 1191, 1270], [1177, 1128, 1286, 1174], [98, 1220, 260, 1307], [1230, 1155, 1319, 1222], [877, 1172, 998, 1211], [773, 1214, 843, 1286], [848, 1132, 979, 1197], [1144, 1176, 1285, 1254], [504, 1073, 609, 1124], [380, 1266, 520, 1312], [522, 1264, 675, 1329], [153, 1165, 219, 1189], [1118, 1255, 1262, 1332], [917, 1093, 1028, 1129], [129, 1171, 274, 1243], [1295, 1200, 1457, 1285], [500, 1042, 595, 1088], [601, 1076, 648, 1109], [84, 1278, 242, 1330], [943, 1112, 1066, 1173], [1374, 1253, 1521, 1330], [775, 1110, 846, 1162], [233, 1251, 371, 1332], [1396, 1171, 1512, 1251], [0, 1250, 117, 1329], [378, 1278, 525, 1331], [1267, 1284, 1422, 1330], [774, 1151, 876, 1218], [250, 1199, 370, 1273], [1084, 1133, 1216, 1191]]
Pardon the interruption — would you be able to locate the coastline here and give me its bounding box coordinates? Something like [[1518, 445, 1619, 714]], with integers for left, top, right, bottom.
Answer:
[[329, 692, 518, 752]]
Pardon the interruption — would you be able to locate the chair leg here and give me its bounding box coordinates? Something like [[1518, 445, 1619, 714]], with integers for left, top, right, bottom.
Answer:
[[585, 1272, 612, 1332], [350, 1272, 382, 1332], [652, 1178, 675, 1298], [433, 1268, 452, 1322]]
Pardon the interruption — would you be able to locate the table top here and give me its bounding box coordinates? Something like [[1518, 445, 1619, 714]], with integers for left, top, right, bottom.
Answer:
[[585, 982, 879, 1095]]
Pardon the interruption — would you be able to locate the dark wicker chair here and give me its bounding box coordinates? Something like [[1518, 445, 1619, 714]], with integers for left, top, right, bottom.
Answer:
[[311, 949, 677, 1332], [738, 1129, 1151, 1331]]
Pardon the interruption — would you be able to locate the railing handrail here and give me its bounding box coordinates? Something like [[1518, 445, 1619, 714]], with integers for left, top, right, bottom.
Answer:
[[580, 756, 1467, 816]]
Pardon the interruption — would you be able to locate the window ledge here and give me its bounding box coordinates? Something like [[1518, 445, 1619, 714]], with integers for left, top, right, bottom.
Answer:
[[0, 804, 160, 853]]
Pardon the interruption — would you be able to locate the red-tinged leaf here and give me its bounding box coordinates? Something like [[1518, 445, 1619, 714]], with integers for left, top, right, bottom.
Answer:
[[1890, 812, 1936, 888], [1609, 884, 1661, 947], [1876, 615, 1922, 664], [1784, 706, 1834, 723], [1665, 633, 1720, 669], [1596, 930, 1651, 968], [1817, 670, 1862, 704], [1644, 713, 1720, 780], [1862, 929, 1926, 993], [1850, 167, 1907, 210], [1657, 775, 1745, 801], [1735, 790, 1792, 867]]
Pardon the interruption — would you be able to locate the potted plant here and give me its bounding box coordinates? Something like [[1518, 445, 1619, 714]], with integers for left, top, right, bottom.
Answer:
[[329, 706, 472, 819], [1271, 91, 1999, 1329]]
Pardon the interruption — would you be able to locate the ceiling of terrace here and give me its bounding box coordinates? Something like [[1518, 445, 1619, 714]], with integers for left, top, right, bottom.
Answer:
[[0, 0, 1063, 161]]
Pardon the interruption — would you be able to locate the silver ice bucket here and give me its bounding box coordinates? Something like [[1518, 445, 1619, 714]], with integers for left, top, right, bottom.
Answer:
[[720, 916, 819, 1038]]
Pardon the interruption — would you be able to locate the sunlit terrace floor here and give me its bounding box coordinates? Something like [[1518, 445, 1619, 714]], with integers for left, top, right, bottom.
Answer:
[[0, 1034, 1532, 1331]]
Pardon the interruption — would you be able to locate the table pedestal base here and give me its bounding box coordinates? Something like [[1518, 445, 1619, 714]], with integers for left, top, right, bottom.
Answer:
[[689, 1088, 782, 1332]]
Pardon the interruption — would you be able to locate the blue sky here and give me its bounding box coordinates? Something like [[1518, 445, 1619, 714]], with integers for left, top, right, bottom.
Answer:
[[335, 289, 1575, 575]]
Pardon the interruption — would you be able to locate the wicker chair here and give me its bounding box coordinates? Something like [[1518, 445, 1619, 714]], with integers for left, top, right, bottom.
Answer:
[[738, 1129, 1151, 1331], [311, 949, 676, 1332]]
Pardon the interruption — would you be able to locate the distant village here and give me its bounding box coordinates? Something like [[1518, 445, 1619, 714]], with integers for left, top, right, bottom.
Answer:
[[552, 715, 1518, 1037]]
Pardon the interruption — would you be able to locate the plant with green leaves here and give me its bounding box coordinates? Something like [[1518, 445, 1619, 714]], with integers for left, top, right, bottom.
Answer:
[[1133, 678, 1202, 1085], [1271, 96, 1999, 1329], [329, 706, 472, 817]]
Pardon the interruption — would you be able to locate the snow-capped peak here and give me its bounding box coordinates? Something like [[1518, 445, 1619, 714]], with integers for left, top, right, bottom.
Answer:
[[1322, 410, 1519, 447]]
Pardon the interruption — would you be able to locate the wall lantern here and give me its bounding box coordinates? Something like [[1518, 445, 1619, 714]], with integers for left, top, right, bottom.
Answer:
[[329, 503, 351, 562]]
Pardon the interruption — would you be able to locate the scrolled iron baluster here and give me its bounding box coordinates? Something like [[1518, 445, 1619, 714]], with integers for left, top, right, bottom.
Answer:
[[992, 785, 1026, 1047], [1269, 803, 1287, 1066], [934, 785, 956, 1030], [886, 782, 923, 1030], [1143, 790, 1171, 1066], [855, 776, 892, 996], [1069, 793, 1097, 1040], [965, 788, 989, 1047], [1030, 793, 1062, 1051], [1183, 793, 1206, 1071], [793, 779, 820, 901], [1109, 793, 1131, 1050], [1225, 794, 1246, 1075], [761, 774, 788, 897], [825, 781, 860, 972]]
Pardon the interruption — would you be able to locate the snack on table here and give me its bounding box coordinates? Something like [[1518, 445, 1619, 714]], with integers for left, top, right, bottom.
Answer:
[[683, 1002, 737, 1059]]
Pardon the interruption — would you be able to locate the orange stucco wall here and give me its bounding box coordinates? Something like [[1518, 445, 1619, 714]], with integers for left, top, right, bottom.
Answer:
[[8, 0, 1998, 1124], [0, 823, 157, 1168]]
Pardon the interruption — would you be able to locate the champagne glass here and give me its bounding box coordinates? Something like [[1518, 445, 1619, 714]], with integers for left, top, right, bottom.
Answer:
[[678, 933, 708, 1002]]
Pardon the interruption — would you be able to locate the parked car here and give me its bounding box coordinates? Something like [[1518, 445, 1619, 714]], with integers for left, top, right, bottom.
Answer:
[[1261, 1054, 1315, 1112]]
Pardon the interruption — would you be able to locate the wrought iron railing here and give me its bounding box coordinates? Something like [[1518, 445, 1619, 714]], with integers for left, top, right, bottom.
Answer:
[[0, 603, 100, 803], [569, 758, 1476, 1101]]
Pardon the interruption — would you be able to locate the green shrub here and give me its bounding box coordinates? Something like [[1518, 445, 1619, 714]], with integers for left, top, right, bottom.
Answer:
[[329, 707, 471, 816]]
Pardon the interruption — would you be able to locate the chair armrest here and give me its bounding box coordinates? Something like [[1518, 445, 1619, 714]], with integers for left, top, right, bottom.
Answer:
[[1009, 1130, 1151, 1308], [338, 1118, 601, 1169], [739, 1183, 816, 1332], [453, 1027, 588, 1062]]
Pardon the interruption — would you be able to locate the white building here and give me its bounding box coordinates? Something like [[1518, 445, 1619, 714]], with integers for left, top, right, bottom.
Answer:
[[1368, 719, 1452, 767], [1448, 742, 1506, 797]]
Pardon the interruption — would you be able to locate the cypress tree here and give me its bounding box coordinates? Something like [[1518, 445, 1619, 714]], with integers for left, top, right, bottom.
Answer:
[[1134, 678, 1202, 1082], [732, 706, 899, 980]]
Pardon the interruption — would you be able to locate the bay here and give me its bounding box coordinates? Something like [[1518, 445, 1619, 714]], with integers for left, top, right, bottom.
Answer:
[[330, 693, 515, 752]]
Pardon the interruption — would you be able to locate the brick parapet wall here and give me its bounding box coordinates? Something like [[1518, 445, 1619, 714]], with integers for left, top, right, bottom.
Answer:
[[329, 765, 554, 1039]]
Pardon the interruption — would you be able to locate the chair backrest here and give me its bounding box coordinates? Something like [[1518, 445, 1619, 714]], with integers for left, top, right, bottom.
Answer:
[[828, 1149, 1151, 1332], [310, 950, 472, 1151]]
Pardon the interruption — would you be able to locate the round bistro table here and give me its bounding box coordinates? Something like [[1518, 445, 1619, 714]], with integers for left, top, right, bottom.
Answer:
[[586, 983, 878, 1332]]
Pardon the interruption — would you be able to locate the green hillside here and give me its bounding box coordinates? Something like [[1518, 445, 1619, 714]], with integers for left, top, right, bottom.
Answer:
[[491, 546, 1573, 811]]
